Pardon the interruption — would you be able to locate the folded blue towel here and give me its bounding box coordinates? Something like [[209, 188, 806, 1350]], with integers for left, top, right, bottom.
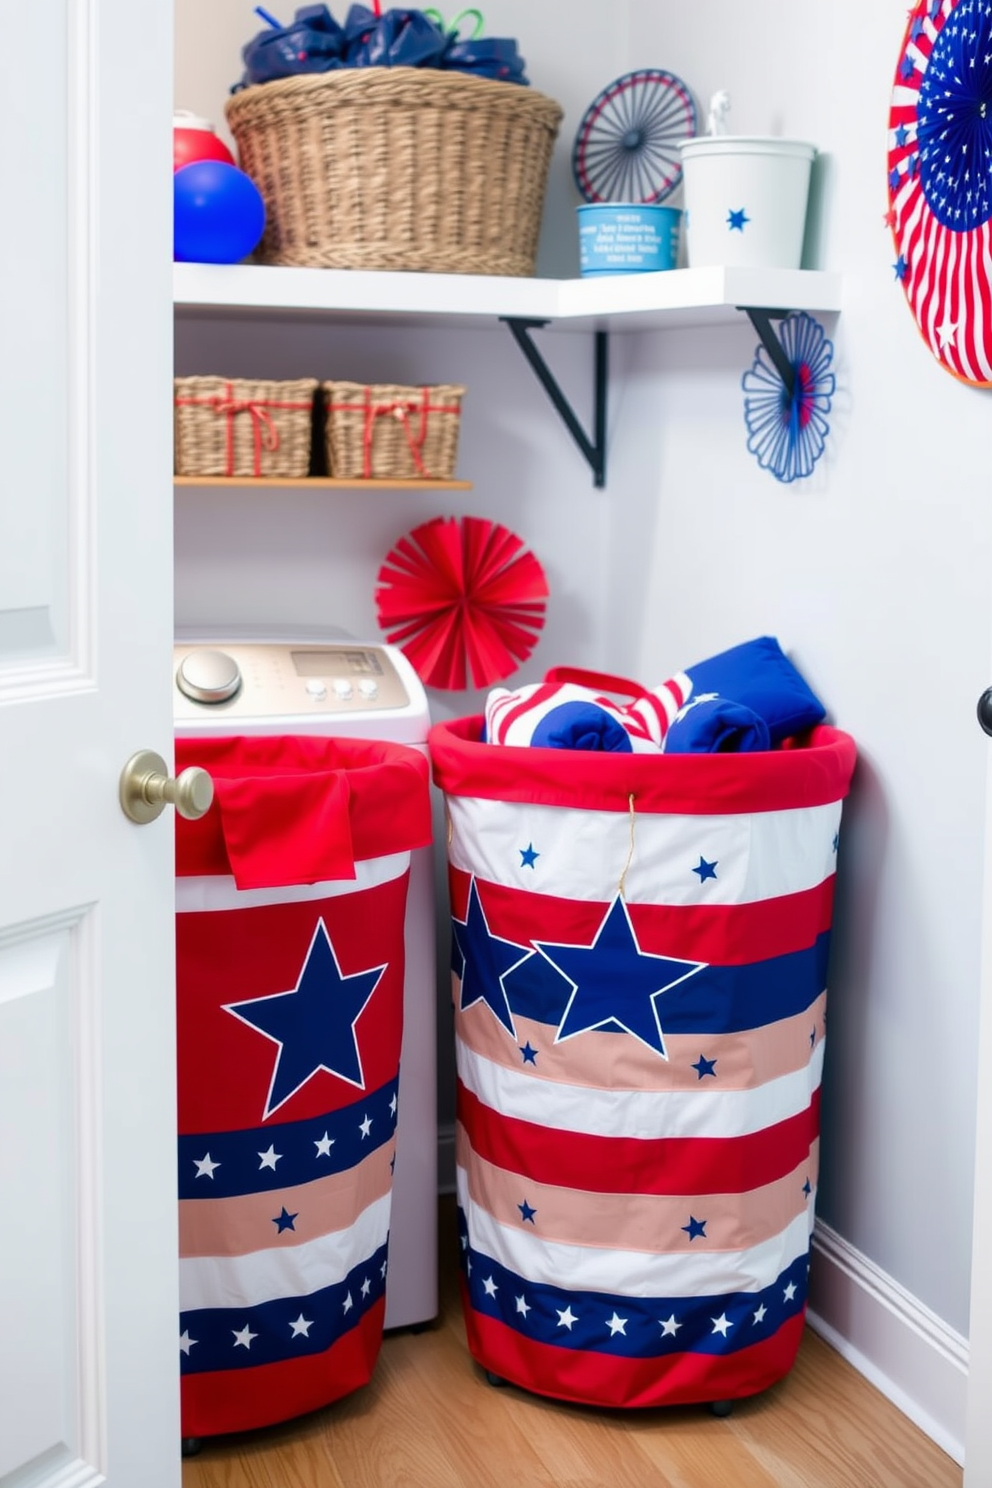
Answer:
[[664, 695, 771, 754], [685, 637, 825, 746]]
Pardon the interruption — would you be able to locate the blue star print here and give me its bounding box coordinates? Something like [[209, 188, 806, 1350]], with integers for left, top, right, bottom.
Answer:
[[682, 1216, 707, 1241], [535, 896, 706, 1057], [519, 843, 540, 868], [273, 1207, 298, 1233], [520, 1042, 538, 1064], [225, 919, 385, 1116], [727, 208, 750, 231], [519, 1200, 537, 1224], [692, 856, 718, 883], [893, 254, 909, 279], [692, 1055, 717, 1079], [452, 876, 531, 1039]]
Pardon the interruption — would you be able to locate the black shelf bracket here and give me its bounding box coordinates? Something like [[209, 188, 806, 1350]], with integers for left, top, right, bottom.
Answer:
[[739, 307, 795, 397], [501, 317, 608, 488]]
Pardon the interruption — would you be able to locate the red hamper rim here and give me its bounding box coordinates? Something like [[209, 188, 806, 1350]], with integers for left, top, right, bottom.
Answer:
[[428, 718, 856, 816]]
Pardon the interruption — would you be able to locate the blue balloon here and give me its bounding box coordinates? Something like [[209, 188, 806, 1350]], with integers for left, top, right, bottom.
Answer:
[[174, 161, 266, 264]]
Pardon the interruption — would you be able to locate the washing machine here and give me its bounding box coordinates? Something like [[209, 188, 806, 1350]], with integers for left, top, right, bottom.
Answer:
[[173, 637, 437, 1331]]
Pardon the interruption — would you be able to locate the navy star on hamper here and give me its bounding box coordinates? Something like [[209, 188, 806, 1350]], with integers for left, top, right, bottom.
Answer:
[[519, 843, 540, 868], [452, 876, 532, 1038], [225, 917, 386, 1116], [534, 895, 706, 1057]]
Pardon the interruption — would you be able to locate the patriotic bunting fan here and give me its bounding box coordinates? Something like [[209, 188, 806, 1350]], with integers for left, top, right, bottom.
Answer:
[[888, 0, 992, 384], [375, 516, 549, 692]]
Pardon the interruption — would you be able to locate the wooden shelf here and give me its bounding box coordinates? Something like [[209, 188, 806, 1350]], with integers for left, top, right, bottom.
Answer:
[[174, 476, 473, 490], [173, 263, 843, 334]]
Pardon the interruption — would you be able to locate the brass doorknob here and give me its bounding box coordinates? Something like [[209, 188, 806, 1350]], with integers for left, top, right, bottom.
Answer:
[[119, 749, 214, 825]]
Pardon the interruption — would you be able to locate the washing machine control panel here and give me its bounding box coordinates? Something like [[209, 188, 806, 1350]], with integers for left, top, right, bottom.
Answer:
[[173, 643, 411, 720]]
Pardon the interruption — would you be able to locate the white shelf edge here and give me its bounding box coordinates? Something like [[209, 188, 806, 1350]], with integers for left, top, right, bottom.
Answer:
[[173, 263, 843, 333]]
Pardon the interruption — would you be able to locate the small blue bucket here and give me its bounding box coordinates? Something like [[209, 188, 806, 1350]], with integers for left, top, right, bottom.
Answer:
[[577, 203, 682, 276]]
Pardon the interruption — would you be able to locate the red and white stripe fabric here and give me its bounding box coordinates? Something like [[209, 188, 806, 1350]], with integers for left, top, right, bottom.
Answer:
[[485, 669, 692, 752], [429, 717, 856, 1409]]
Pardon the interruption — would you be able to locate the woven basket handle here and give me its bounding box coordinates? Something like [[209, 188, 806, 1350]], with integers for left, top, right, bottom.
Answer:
[[543, 665, 652, 701]]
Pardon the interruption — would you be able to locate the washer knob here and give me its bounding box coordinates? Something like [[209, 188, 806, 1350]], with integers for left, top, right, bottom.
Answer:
[[176, 649, 242, 705]]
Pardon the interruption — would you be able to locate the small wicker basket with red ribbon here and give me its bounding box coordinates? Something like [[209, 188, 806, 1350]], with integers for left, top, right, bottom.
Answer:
[[174, 376, 318, 479], [322, 381, 465, 482]]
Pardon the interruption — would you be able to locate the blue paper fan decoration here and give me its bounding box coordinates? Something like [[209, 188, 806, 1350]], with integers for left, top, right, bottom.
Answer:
[[742, 313, 836, 484], [572, 70, 697, 204]]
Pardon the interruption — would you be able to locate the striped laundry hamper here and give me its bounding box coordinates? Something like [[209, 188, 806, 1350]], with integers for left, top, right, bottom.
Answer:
[[429, 714, 856, 1409], [174, 735, 432, 1439]]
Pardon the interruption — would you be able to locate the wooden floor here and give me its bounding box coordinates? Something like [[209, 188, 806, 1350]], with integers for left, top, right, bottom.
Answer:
[[182, 1200, 962, 1488]]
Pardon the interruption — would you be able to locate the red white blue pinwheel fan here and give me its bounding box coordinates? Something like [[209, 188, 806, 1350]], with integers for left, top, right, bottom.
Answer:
[[572, 70, 697, 204], [742, 314, 836, 485], [888, 0, 992, 384]]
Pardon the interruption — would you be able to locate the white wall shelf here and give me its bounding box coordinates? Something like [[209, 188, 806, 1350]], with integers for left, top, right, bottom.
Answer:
[[173, 262, 843, 334], [173, 263, 843, 488]]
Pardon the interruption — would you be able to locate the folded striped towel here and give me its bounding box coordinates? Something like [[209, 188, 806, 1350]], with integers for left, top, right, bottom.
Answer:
[[484, 674, 691, 753]]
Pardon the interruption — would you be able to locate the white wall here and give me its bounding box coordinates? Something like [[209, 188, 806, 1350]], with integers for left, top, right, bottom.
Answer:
[[615, 0, 991, 1344], [174, 0, 989, 1378]]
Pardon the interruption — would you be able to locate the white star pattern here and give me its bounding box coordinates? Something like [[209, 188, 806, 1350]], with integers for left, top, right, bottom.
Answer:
[[232, 1324, 257, 1349], [193, 1153, 220, 1179], [258, 1144, 282, 1170], [606, 1312, 628, 1336], [515, 1294, 531, 1317], [711, 1313, 733, 1337], [380, 1259, 388, 1279], [314, 1132, 335, 1157], [361, 1277, 371, 1298], [937, 312, 960, 346], [290, 1314, 313, 1337], [660, 1313, 683, 1337], [556, 1306, 578, 1330], [483, 1276, 498, 1298], [783, 1281, 798, 1302], [179, 1329, 196, 1355], [359, 1115, 373, 1138], [752, 1304, 768, 1324], [343, 1291, 354, 1314], [389, 1093, 398, 1117]]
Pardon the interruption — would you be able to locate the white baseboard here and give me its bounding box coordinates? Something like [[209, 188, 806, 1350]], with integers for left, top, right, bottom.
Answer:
[[438, 1121, 457, 1195], [808, 1221, 968, 1466]]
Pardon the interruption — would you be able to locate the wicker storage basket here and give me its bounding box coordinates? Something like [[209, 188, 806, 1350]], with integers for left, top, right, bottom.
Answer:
[[323, 381, 465, 481], [225, 69, 563, 276], [174, 377, 318, 479]]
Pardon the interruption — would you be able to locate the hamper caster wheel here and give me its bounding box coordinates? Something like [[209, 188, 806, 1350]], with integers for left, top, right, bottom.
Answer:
[[709, 1400, 734, 1418], [181, 1437, 202, 1458], [485, 1370, 507, 1387]]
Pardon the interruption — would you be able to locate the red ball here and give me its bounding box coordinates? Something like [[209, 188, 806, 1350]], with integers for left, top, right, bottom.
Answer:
[[173, 126, 236, 174]]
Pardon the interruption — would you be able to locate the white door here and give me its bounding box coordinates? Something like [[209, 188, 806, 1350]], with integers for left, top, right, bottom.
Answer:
[[0, 3, 180, 1486]]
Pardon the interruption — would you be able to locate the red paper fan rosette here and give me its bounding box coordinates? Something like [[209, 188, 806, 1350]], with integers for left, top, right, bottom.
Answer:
[[375, 516, 549, 691]]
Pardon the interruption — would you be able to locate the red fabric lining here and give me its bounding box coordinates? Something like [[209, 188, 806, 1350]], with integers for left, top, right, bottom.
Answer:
[[176, 735, 432, 888], [429, 718, 856, 815]]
